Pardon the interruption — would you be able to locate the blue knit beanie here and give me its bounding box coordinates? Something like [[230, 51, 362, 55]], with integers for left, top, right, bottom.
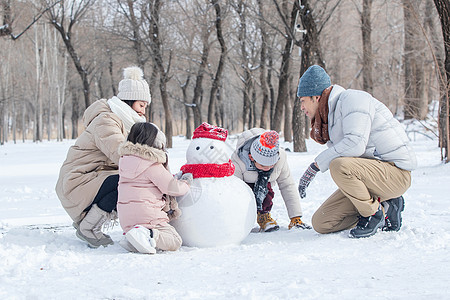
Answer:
[[297, 65, 331, 97]]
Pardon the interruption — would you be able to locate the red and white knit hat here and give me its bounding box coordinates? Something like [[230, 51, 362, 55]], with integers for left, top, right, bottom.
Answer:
[[192, 122, 228, 141], [250, 131, 280, 166]]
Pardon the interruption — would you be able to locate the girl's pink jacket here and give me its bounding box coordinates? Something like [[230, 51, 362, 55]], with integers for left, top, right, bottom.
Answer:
[[117, 141, 189, 233]]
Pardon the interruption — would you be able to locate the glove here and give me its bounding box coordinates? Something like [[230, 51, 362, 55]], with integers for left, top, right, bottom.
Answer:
[[180, 173, 193, 186], [298, 162, 319, 199], [289, 216, 312, 230], [174, 171, 183, 180]]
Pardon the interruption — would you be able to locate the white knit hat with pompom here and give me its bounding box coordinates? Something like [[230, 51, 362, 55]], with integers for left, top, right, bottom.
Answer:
[[117, 66, 151, 103]]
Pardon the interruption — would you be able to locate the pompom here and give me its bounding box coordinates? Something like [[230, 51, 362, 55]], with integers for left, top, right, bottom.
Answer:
[[259, 131, 279, 149], [123, 66, 144, 80]]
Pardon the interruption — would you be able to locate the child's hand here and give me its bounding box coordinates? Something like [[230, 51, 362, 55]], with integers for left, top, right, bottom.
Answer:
[[180, 173, 193, 186], [174, 171, 183, 180]]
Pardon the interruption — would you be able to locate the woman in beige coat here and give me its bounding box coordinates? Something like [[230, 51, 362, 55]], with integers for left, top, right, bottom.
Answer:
[[55, 66, 151, 248]]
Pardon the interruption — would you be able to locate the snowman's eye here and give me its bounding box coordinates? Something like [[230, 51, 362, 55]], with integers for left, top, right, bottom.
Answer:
[[210, 146, 214, 149], [196, 146, 200, 150]]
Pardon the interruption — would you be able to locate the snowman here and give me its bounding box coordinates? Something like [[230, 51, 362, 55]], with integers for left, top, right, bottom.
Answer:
[[171, 123, 256, 247]]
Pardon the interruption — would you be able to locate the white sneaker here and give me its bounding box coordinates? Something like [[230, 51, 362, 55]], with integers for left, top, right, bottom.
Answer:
[[125, 225, 157, 254], [118, 237, 138, 253]]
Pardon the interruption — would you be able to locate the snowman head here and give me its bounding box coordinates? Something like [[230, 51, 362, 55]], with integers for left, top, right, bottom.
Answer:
[[186, 123, 230, 164]]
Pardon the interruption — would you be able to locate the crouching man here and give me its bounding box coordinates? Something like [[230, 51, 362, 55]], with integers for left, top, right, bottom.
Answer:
[[296, 65, 416, 238]]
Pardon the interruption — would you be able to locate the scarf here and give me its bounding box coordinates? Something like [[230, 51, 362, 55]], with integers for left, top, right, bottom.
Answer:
[[180, 160, 235, 179], [107, 96, 146, 132], [310, 86, 332, 145], [253, 168, 274, 211]]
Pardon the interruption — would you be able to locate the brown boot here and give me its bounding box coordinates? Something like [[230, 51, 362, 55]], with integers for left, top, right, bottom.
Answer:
[[76, 204, 114, 248], [257, 212, 280, 232]]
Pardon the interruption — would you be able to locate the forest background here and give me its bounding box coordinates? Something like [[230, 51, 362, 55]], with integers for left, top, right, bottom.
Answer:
[[0, 0, 449, 160]]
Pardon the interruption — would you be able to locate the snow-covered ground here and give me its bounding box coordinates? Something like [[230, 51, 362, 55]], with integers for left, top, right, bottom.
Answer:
[[1, 129, 449, 299]]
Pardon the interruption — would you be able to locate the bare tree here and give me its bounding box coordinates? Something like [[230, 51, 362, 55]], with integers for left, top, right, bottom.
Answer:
[[0, 0, 61, 40], [144, 0, 174, 148], [47, 0, 94, 110], [403, 0, 427, 120], [115, 0, 149, 71], [271, 0, 298, 134], [257, 0, 270, 129], [292, 0, 326, 152], [233, 1, 253, 130], [32, 21, 47, 142], [360, 0, 373, 94], [207, 0, 227, 127], [433, 0, 450, 162], [190, 10, 213, 128], [181, 75, 193, 139]]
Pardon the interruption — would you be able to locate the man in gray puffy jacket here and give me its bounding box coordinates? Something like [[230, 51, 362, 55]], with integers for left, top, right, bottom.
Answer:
[[296, 65, 417, 238]]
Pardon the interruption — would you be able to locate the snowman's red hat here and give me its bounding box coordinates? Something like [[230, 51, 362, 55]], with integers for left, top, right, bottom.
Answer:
[[192, 122, 228, 141]]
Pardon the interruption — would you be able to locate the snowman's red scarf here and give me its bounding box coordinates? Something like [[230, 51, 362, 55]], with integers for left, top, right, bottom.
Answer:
[[180, 160, 235, 178]]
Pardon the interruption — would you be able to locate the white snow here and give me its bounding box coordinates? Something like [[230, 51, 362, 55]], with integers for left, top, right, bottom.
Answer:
[[1, 130, 450, 299]]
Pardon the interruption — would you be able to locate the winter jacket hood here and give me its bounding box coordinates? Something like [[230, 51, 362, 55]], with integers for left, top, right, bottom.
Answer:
[[118, 141, 167, 179]]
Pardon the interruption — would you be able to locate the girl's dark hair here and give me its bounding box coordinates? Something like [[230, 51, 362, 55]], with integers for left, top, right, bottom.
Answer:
[[127, 122, 158, 147], [123, 100, 135, 107], [127, 122, 168, 168]]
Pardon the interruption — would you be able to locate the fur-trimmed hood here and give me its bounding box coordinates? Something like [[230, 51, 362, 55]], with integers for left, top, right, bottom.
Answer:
[[118, 141, 167, 180], [118, 141, 166, 164]]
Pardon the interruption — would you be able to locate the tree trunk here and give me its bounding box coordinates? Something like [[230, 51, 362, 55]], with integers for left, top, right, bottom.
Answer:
[[57, 51, 68, 141], [293, 0, 325, 152], [71, 91, 79, 139], [236, 1, 252, 130], [433, 0, 450, 162], [108, 53, 116, 96], [403, 0, 426, 120], [268, 53, 275, 129], [207, 0, 227, 126], [258, 0, 270, 129], [0, 0, 12, 37], [181, 76, 192, 139], [293, 100, 307, 152], [126, 0, 146, 70], [33, 23, 42, 142], [361, 0, 373, 94], [149, 0, 173, 148], [284, 74, 293, 142], [191, 25, 211, 128], [273, 1, 299, 133], [49, 2, 93, 110]]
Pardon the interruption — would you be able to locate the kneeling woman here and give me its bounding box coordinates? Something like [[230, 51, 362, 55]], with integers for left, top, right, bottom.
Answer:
[[55, 66, 150, 248]]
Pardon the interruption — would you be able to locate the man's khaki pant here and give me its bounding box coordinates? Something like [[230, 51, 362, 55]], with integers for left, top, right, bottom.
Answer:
[[312, 157, 411, 234]]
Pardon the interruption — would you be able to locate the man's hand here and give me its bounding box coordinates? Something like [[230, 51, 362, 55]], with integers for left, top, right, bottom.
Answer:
[[298, 162, 320, 198]]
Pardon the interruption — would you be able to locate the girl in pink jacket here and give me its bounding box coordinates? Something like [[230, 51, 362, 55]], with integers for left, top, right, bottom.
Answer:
[[117, 122, 192, 254]]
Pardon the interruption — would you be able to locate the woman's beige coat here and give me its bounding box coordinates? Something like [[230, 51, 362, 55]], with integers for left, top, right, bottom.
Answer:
[[55, 99, 127, 223], [231, 128, 303, 218]]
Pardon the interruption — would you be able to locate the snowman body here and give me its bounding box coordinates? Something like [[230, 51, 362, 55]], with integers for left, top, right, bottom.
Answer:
[[171, 136, 256, 248]]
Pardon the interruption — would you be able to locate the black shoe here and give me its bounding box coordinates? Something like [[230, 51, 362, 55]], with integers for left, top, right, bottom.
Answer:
[[382, 196, 405, 232], [349, 208, 385, 238]]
